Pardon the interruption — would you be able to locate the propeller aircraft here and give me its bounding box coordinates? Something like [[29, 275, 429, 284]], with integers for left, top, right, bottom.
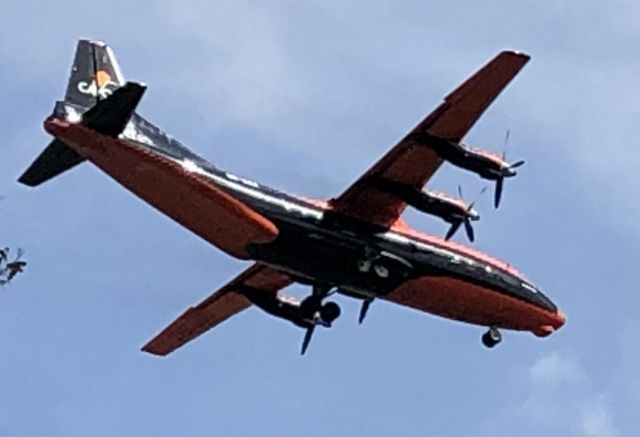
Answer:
[[18, 40, 565, 355]]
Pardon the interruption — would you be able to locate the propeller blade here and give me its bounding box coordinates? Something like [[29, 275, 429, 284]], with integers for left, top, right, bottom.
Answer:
[[463, 218, 475, 242], [359, 299, 372, 324], [458, 185, 464, 200], [300, 325, 316, 355], [445, 221, 462, 241], [494, 177, 504, 208], [468, 186, 488, 210], [510, 160, 525, 169]]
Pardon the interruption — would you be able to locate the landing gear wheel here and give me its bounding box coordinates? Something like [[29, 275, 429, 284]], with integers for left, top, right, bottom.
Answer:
[[299, 295, 322, 320], [357, 259, 372, 273], [373, 263, 390, 278], [320, 302, 341, 324], [481, 327, 502, 348]]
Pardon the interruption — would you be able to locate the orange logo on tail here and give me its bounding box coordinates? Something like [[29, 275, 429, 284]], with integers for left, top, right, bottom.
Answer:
[[77, 69, 118, 99]]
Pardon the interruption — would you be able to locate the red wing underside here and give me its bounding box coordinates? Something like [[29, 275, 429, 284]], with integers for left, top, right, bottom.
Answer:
[[331, 51, 530, 228], [44, 118, 278, 259], [143, 263, 293, 356]]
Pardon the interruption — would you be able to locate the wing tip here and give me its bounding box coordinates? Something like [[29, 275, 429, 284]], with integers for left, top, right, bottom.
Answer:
[[140, 344, 169, 356], [498, 49, 531, 62]]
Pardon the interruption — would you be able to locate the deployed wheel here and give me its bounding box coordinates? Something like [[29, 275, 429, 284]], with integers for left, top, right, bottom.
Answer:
[[357, 259, 372, 273], [320, 302, 341, 324], [299, 296, 322, 320], [481, 327, 502, 348], [373, 263, 390, 278]]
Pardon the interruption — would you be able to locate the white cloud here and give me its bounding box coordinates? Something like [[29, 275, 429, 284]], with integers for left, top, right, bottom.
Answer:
[[530, 351, 585, 384], [515, 352, 619, 437], [580, 397, 617, 437]]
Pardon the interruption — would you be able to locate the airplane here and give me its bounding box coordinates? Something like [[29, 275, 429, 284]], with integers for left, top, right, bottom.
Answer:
[[18, 39, 566, 356]]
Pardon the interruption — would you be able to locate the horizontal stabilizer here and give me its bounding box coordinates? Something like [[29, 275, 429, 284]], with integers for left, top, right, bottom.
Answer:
[[18, 82, 145, 187], [81, 82, 146, 137], [18, 139, 85, 186]]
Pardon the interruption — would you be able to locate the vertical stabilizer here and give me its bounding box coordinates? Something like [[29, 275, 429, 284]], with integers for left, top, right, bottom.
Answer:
[[64, 39, 125, 107]]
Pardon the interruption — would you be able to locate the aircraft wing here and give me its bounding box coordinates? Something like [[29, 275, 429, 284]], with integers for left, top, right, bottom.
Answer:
[[142, 263, 293, 356], [330, 51, 530, 228]]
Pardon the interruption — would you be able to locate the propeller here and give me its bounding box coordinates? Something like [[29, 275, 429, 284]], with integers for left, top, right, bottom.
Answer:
[[445, 221, 463, 241], [493, 131, 525, 208], [300, 324, 316, 355], [445, 186, 486, 242], [299, 286, 339, 355], [494, 176, 504, 208], [494, 158, 525, 208], [300, 312, 333, 355], [358, 298, 373, 324]]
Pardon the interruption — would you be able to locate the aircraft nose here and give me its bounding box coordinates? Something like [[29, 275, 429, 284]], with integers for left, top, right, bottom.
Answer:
[[532, 309, 566, 337], [554, 309, 567, 328]]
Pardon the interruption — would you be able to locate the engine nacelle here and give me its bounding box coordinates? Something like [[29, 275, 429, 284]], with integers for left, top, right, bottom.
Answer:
[[372, 178, 474, 223], [409, 189, 471, 222]]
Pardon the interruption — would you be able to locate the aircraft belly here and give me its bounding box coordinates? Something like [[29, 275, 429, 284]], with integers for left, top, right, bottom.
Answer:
[[382, 276, 563, 333], [245, 215, 558, 323], [247, 221, 411, 296]]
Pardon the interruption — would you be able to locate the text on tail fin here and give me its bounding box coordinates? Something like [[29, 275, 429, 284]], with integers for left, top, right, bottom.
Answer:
[[64, 39, 125, 108]]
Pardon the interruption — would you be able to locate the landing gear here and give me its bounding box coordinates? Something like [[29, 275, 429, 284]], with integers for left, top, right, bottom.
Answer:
[[357, 257, 391, 278], [356, 258, 390, 278], [481, 327, 502, 348], [320, 301, 341, 324], [299, 284, 341, 324], [299, 295, 323, 320], [373, 264, 390, 279], [299, 284, 342, 355], [300, 298, 341, 326], [356, 247, 412, 280]]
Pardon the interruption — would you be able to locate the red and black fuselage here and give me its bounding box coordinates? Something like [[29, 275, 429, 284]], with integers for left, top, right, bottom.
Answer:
[[40, 100, 563, 338]]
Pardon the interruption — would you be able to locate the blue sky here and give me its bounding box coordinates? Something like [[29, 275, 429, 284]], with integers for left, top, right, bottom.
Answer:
[[0, 1, 638, 436]]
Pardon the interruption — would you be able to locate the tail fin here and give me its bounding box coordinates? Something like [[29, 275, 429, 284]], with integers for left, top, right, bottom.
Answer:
[[19, 39, 126, 187], [64, 39, 125, 107]]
